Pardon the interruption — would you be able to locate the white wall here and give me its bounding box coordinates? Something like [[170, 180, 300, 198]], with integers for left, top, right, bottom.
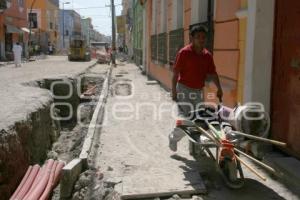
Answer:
[[151, 0, 157, 34], [244, 0, 275, 112], [172, 0, 184, 30], [191, 0, 208, 24], [160, 0, 167, 33]]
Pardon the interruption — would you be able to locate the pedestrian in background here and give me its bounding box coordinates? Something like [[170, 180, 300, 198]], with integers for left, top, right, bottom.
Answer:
[[12, 42, 23, 68], [48, 43, 53, 55]]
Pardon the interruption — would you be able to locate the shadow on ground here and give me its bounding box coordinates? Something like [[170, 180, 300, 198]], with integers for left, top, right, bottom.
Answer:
[[171, 154, 287, 200]]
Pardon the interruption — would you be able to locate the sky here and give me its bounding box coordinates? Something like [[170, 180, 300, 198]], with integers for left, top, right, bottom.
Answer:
[[60, 0, 123, 36]]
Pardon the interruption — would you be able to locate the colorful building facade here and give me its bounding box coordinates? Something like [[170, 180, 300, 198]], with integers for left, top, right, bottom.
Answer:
[[132, 0, 144, 66], [81, 17, 92, 46], [0, 0, 29, 60], [26, 0, 60, 53], [121, 0, 134, 58], [59, 9, 82, 50]]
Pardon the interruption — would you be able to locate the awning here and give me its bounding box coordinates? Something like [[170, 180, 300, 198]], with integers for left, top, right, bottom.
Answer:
[[21, 27, 30, 33], [6, 24, 22, 33]]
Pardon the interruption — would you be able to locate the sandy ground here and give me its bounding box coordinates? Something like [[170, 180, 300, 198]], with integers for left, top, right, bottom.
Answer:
[[0, 56, 96, 130], [82, 62, 300, 200]]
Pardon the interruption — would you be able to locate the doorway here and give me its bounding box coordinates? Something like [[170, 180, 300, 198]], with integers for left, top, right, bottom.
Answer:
[[272, 0, 300, 156]]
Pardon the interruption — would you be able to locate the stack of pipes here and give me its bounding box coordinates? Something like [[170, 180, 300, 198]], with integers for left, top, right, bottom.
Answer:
[[10, 159, 65, 200]]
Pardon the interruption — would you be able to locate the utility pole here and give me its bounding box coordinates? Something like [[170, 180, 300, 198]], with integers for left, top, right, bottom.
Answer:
[[111, 0, 116, 65], [62, 2, 70, 49]]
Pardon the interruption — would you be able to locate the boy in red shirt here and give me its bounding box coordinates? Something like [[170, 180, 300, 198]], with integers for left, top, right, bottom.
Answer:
[[173, 25, 223, 115], [169, 26, 223, 151]]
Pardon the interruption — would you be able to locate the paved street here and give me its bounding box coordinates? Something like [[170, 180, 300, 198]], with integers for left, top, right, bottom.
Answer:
[[0, 56, 96, 131]]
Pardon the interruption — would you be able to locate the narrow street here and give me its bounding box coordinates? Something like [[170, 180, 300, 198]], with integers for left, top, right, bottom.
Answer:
[[2, 0, 300, 199], [0, 56, 299, 200]]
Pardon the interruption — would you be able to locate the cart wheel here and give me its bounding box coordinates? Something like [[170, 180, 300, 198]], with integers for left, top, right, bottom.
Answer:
[[224, 159, 238, 182], [219, 158, 244, 189]]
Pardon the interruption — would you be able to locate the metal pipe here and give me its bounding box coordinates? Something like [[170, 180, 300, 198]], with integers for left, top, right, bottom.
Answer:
[[234, 148, 276, 174], [232, 131, 287, 147], [111, 0, 116, 65], [194, 125, 221, 146], [235, 154, 267, 181]]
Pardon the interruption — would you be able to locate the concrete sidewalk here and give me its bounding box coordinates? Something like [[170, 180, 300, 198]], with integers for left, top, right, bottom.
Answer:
[[0, 56, 95, 130], [90, 63, 206, 199]]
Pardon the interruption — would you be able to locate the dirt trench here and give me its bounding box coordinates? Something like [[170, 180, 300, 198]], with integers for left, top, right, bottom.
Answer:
[[0, 64, 108, 199]]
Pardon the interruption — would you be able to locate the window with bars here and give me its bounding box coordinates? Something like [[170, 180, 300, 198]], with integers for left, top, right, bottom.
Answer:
[[151, 35, 157, 61], [169, 28, 184, 64], [157, 33, 167, 64], [0, 0, 6, 10]]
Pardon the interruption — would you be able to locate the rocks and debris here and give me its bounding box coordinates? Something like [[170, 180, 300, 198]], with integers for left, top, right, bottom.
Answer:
[[107, 166, 114, 171], [104, 177, 122, 188], [71, 170, 95, 199]]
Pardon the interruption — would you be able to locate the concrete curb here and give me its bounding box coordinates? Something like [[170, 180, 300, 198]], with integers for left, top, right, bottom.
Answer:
[[79, 65, 112, 167], [60, 159, 82, 199], [59, 63, 113, 199]]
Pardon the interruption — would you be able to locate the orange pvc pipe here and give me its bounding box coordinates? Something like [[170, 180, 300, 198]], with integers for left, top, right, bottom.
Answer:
[[10, 166, 32, 200], [39, 161, 58, 200], [40, 161, 65, 200], [53, 161, 65, 186], [14, 165, 40, 200], [23, 165, 45, 199], [24, 159, 55, 200]]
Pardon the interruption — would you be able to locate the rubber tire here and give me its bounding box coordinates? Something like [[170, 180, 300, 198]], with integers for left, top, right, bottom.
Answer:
[[223, 159, 238, 182]]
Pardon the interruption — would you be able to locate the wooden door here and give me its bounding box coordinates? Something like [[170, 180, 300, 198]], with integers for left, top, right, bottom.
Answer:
[[272, 0, 300, 156]]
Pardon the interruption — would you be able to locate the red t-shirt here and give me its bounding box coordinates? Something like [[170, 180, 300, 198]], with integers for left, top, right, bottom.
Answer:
[[174, 44, 217, 89]]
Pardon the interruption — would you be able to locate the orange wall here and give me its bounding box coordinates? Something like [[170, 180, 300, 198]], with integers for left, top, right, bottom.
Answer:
[[26, 0, 47, 31], [206, 0, 241, 107], [0, 0, 28, 43], [184, 0, 191, 44], [2, 0, 28, 27]]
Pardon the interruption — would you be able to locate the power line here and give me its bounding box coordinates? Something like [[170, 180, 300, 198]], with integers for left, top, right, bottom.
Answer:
[[71, 4, 121, 10]]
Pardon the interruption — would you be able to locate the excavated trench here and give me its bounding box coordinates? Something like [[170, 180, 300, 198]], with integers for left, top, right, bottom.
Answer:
[[0, 65, 107, 199]]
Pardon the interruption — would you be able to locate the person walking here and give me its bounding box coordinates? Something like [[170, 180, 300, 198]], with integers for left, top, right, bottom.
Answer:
[[12, 42, 23, 68], [169, 26, 223, 151], [48, 43, 53, 55]]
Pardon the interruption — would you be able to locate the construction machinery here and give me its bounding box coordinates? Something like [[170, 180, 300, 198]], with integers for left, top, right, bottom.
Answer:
[[68, 38, 91, 62]]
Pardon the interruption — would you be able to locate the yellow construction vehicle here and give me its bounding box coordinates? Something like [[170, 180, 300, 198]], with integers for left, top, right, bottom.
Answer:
[[68, 39, 91, 61]]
